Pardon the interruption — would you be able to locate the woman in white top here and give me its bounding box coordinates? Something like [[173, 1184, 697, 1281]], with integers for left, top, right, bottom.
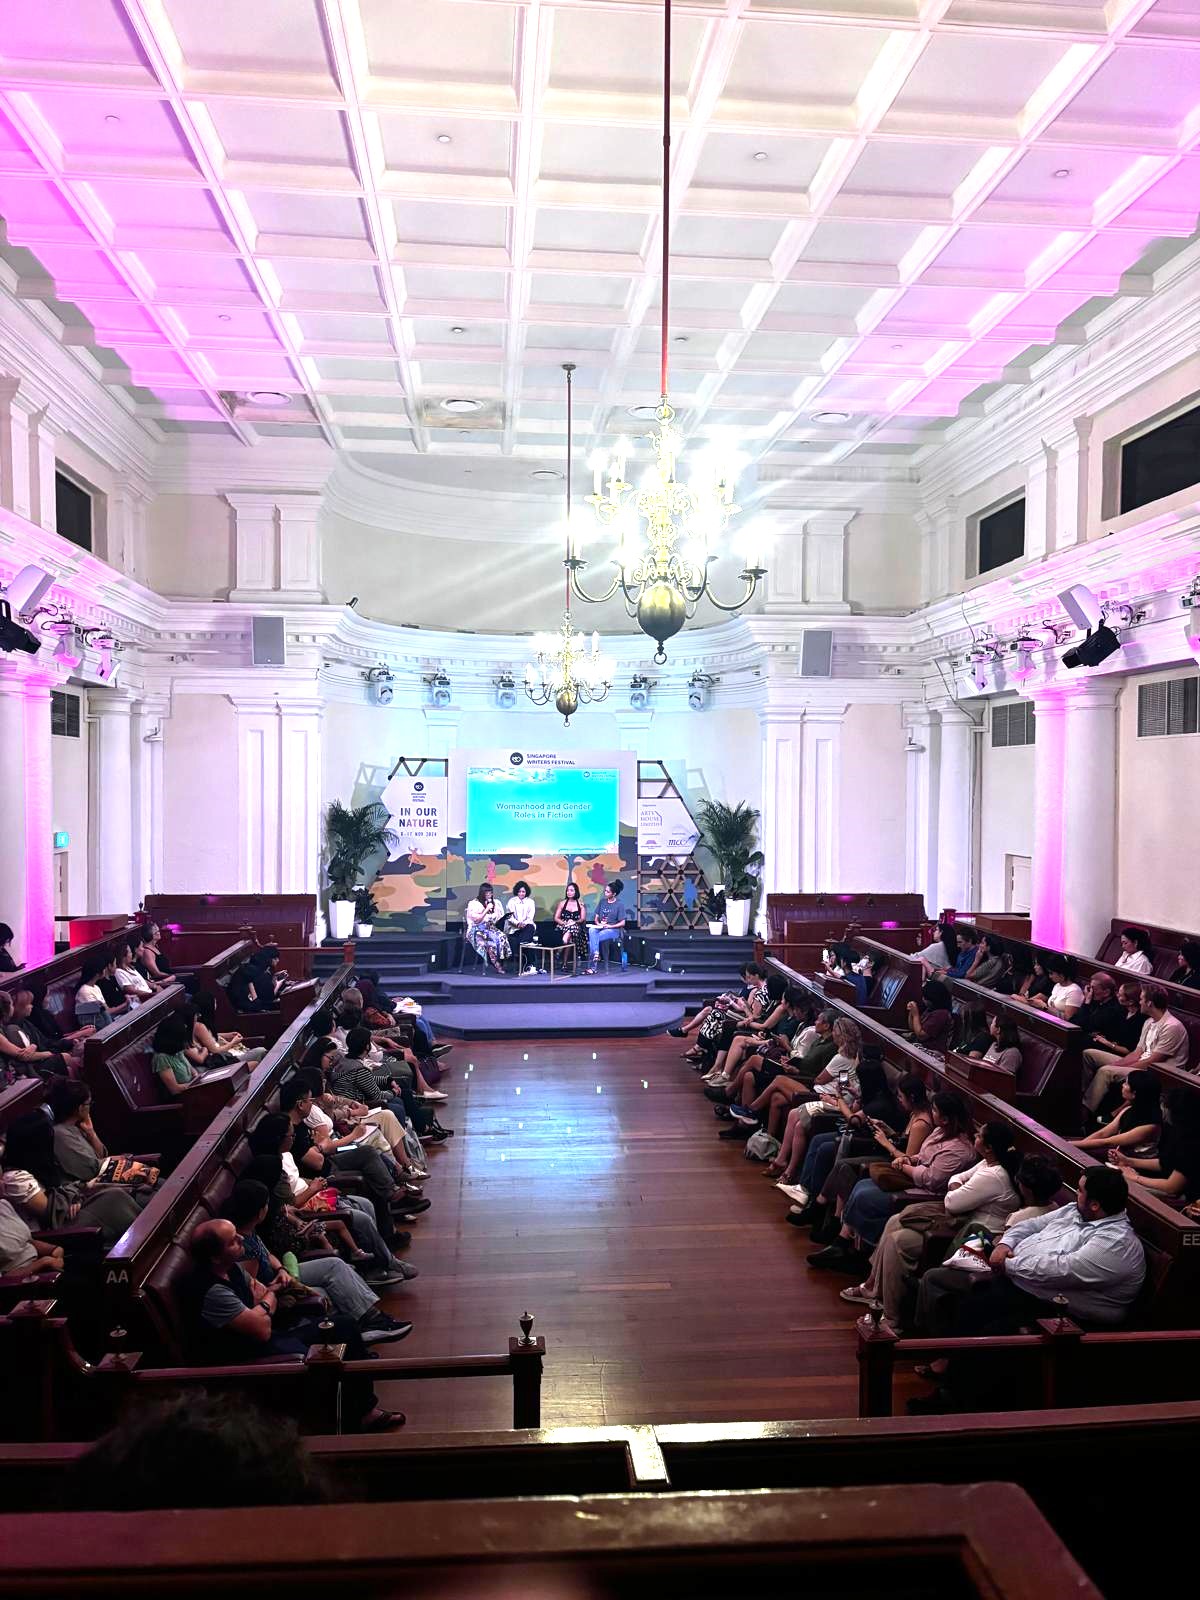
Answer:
[[464, 883, 511, 973], [1029, 954, 1084, 1020], [113, 941, 155, 1005], [504, 879, 539, 964], [1114, 926, 1154, 976], [845, 1121, 1021, 1323]]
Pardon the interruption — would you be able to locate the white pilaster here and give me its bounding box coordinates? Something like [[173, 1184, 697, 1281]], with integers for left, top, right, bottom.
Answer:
[[89, 690, 135, 914], [762, 524, 805, 614], [760, 709, 805, 895], [422, 707, 461, 759], [1027, 681, 1119, 952], [29, 407, 60, 533], [231, 697, 283, 892], [227, 494, 279, 601], [800, 705, 847, 891], [803, 514, 853, 610], [276, 495, 324, 602], [933, 700, 975, 915], [1023, 446, 1050, 563], [279, 700, 324, 892], [1049, 417, 1092, 552], [0, 380, 35, 522], [903, 703, 939, 912]]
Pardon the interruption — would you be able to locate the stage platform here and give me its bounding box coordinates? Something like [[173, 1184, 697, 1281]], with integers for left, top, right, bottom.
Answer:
[[316, 931, 757, 1039]]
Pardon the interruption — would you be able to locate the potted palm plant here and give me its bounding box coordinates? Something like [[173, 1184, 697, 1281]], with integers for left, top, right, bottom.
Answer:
[[695, 799, 763, 939], [323, 801, 398, 940]]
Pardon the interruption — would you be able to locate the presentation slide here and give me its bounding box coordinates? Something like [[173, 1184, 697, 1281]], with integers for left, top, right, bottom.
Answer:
[[466, 760, 620, 855]]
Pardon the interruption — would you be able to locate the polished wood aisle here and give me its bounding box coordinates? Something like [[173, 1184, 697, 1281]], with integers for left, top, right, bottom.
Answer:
[[378, 1035, 862, 1430]]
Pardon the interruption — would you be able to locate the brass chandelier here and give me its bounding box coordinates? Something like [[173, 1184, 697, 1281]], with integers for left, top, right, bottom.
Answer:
[[525, 363, 614, 724], [565, 0, 766, 664]]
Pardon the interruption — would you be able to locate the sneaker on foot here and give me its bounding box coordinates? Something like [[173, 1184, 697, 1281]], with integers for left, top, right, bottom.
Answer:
[[776, 1183, 808, 1205]]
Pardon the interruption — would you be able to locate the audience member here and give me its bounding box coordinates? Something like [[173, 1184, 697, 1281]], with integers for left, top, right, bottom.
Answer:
[[1083, 984, 1191, 1116], [914, 921, 957, 977], [187, 1219, 403, 1431], [908, 1167, 1145, 1412], [1, 1110, 139, 1244], [1074, 1070, 1162, 1157], [187, 992, 266, 1064], [74, 958, 116, 1028], [0, 921, 19, 973], [1027, 955, 1084, 1020], [152, 1014, 204, 1097], [977, 1015, 1023, 1076], [0, 991, 70, 1081], [1112, 1089, 1200, 1205], [905, 979, 954, 1049], [964, 933, 1007, 988], [1114, 927, 1155, 976], [47, 1079, 157, 1200], [1072, 974, 1125, 1052], [0, 1196, 63, 1280], [1171, 939, 1200, 990]]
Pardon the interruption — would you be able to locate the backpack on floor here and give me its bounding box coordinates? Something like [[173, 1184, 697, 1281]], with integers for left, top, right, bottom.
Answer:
[[744, 1130, 779, 1163]]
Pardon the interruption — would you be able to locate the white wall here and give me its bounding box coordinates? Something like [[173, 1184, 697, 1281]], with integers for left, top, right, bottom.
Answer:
[[162, 694, 241, 890], [847, 515, 923, 612], [1117, 670, 1200, 928], [145, 493, 236, 599], [978, 703, 1036, 911], [50, 689, 89, 913], [839, 702, 908, 890]]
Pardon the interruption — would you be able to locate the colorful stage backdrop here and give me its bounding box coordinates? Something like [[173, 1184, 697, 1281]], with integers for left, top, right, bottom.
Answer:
[[369, 749, 641, 933]]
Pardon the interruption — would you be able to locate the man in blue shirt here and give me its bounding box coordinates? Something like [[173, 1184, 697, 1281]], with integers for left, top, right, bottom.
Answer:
[[909, 1165, 1145, 1413], [586, 879, 628, 972]]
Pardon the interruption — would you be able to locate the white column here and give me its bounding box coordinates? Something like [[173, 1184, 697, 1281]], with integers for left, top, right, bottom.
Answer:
[[279, 700, 324, 892], [760, 709, 805, 895], [933, 700, 975, 915], [231, 697, 282, 892], [903, 704, 939, 911], [1023, 446, 1050, 563], [803, 514, 853, 610], [0, 380, 36, 521], [800, 705, 847, 891], [90, 691, 135, 914], [277, 495, 324, 602], [227, 494, 278, 601], [131, 697, 168, 903], [28, 407, 61, 533], [1027, 681, 1119, 952], [0, 667, 56, 964]]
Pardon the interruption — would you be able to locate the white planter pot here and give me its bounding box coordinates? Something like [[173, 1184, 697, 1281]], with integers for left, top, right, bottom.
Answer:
[[355, 922, 374, 939], [328, 899, 355, 940], [707, 920, 725, 936], [725, 898, 752, 938]]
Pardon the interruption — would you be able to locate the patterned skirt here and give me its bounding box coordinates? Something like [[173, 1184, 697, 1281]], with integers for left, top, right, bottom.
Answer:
[[467, 922, 512, 961]]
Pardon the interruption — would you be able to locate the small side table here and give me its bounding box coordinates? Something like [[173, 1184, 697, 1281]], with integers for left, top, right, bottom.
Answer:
[[520, 941, 578, 982]]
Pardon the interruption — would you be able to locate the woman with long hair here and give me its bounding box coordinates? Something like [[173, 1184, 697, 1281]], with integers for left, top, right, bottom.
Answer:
[[553, 880, 590, 973], [464, 882, 511, 974], [1, 1110, 140, 1245], [1075, 1069, 1162, 1156]]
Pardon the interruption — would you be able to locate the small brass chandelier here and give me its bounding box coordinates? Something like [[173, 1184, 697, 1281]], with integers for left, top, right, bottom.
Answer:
[[525, 363, 614, 724], [566, 0, 766, 663]]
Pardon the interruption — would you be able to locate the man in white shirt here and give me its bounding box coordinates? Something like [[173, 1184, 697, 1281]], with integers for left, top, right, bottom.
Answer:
[[908, 1165, 1145, 1412], [1083, 984, 1192, 1114]]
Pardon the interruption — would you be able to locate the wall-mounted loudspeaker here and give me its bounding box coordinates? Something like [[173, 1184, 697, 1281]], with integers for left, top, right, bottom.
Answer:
[[251, 615, 287, 667], [799, 629, 834, 678]]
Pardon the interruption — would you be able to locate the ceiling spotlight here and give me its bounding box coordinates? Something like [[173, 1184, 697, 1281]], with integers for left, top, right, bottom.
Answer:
[[1185, 606, 1200, 667], [424, 668, 452, 707], [629, 672, 656, 712], [494, 672, 518, 710], [628, 404, 659, 419], [217, 313, 232, 322], [450, 325, 466, 334], [2, 562, 54, 617], [436, 132, 453, 144], [752, 151, 769, 161], [246, 390, 289, 407], [104, 113, 121, 126], [531, 469, 563, 480], [366, 665, 394, 706], [674, 334, 689, 343], [441, 397, 483, 413], [1052, 168, 1072, 179], [0, 599, 40, 656], [687, 669, 718, 710], [967, 644, 1000, 693], [813, 411, 850, 423], [1063, 625, 1121, 671]]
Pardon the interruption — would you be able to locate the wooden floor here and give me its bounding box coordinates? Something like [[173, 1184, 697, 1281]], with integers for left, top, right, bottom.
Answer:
[[376, 1035, 863, 1430]]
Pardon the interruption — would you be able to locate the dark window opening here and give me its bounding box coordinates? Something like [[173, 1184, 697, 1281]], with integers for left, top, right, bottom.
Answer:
[[51, 690, 81, 738], [977, 498, 1025, 575], [55, 471, 93, 552], [1120, 400, 1200, 514]]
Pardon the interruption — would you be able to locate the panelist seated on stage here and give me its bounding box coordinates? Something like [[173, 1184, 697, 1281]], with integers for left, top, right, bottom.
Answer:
[[464, 884, 511, 975], [503, 881, 539, 958], [586, 879, 629, 973]]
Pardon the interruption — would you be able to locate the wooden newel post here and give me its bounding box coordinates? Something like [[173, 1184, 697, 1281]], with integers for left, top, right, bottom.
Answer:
[[856, 1309, 898, 1417], [342, 941, 356, 968], [302, 1330, 348, 1435], [1037, 1306, 1083, 1409], [510, 1310, 545, 1429], [10, 1299, 61, 1441]]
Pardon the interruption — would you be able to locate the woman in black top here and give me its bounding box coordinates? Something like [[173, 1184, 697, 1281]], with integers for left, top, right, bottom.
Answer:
[[0, 922, 19, 973], [1172, 939, 1200, 990]]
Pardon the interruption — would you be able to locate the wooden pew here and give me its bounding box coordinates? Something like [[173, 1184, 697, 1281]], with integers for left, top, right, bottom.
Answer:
[[144, 892, 317, 947], [196, 940, 320, 1045], [81, 983, 248, 1156], [983, 930, 1200, 1027], [0, 926, 137, 1035], [1094, 916, 1198, 974], [0, 1482, 1094, 1599], [945, 977, 1085, 1135]]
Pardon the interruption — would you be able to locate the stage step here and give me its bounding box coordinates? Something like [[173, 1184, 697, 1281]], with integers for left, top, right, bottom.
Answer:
[[423, 999, 683, 1040]]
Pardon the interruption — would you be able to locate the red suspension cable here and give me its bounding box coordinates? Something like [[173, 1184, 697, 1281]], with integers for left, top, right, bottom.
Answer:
[[564, 361, 574, 612]]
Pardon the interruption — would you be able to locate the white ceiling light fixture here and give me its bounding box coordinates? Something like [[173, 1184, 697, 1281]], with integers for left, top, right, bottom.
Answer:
[[569, 0, 764, 664], [435, 132, 453, 144], [1052, 168, 1072, 179], [628, 404, 659, 419], [246, 390, 289, 407], [450, 325, 466, 334], [813, 410, 850, 423], [441, 397, 484, 414], [752, 150, 768, 161], [531, 469, 562, 480]]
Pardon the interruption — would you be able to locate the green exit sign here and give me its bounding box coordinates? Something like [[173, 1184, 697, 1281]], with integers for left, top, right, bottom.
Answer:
[[53, 831, 70, 849]]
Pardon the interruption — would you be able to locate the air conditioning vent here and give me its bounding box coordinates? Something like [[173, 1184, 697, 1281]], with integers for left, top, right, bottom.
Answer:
[[1138, 676, 1198, 738]]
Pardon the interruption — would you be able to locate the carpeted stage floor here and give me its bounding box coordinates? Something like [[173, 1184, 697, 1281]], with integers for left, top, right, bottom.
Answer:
[[374, 1033, 865, 1431]]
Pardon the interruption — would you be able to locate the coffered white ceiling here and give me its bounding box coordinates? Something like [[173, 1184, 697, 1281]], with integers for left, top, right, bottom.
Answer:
[[2, 0, 1200, 489]]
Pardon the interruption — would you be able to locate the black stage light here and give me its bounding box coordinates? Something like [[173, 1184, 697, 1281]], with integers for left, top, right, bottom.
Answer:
[[0, 598, 40, 655], [1062, 624, 1121, 670]]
